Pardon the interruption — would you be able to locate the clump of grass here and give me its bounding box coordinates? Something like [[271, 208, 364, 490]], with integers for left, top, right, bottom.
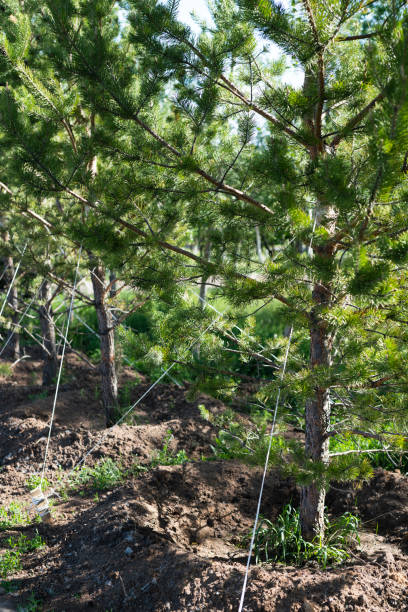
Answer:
[[0, 551, 22, 578], [247, 504, 360, 569], [70, 458, 125, 491], [0, 503, 29, 531], [150, 430, 189, 467]]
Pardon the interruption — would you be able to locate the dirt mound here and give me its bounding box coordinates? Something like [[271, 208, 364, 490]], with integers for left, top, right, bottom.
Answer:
[[1, 355, 408, 611]]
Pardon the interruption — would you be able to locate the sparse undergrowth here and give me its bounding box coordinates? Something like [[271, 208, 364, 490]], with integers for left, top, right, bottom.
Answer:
[[247, 504, 360, 568], [65, 430, 190, 494]]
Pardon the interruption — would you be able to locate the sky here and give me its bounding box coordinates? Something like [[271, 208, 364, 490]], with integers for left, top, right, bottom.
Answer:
[[177, 0, 304, 88]]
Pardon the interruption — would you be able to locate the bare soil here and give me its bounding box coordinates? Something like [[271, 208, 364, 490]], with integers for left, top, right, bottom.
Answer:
[[1, 354, 408, 611]]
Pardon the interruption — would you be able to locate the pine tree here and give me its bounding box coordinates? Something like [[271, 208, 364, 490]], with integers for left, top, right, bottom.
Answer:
[[1, 0, 408, 541]]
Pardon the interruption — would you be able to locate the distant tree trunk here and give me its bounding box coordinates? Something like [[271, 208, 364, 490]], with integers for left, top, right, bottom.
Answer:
[[198, 242, 211, 309], [255, 225, 264, 263], [39, 280, 58, 386], [6, 255, 20, 361], [90, 261, 118, 426], [109, 270, 117, 299]]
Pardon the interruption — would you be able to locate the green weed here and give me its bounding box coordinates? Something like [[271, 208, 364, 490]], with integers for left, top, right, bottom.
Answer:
[[0, 363, 12, 379], [25, 475, 50, 492], [246, 504, 360, 568], [70, 458, 124, 491], [17, 592, 42, 612], [150, 430, 189, 467], [130, 462, 149, 477], [27, 390, 48, 402], [0, 579, 18, 593], [0, 503, 29, 530], [7, 531, 46, 553], [0, 550, 22, 578]]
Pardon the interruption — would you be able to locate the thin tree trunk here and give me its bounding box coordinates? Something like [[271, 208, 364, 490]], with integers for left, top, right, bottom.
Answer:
[[198, 241, 211, 310], [7, 256, 20, 361], [255, 225, 264, 263], [300, 207, 336, 540], [90, 261, 118, 426], [300, 284, 332, 540], [39, 280, 58, 386]]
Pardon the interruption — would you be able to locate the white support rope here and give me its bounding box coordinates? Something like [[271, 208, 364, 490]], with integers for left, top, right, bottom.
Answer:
[[238, 325, 293, 612], [0, 243, 27, 319], [59, 310, 226, 487], [0, 281, 44, 357], [40, 248, 82, 486]]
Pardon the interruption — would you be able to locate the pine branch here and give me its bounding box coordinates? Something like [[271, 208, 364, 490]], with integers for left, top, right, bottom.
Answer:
[[337, 32, 380, 41], [330, 91, 385, 148], [163, 32, 307, 146]]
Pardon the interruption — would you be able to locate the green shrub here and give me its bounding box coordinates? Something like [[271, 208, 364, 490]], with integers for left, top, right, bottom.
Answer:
[[247, 504, 360, 568]]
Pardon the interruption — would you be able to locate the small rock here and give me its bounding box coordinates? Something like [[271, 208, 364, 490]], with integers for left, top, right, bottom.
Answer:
[[124, 546, 133, 556], [195, 526, 213, 544], [303, 601, 318, 612]]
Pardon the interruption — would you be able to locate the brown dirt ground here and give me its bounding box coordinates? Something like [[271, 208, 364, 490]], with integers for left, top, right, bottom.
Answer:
[[1, 354, 408, 612]]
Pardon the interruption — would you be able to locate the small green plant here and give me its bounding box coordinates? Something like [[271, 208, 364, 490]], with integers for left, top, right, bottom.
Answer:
[[17, 592, 42, 612], [0, 503, 29, 530], [25, 475, 50, 492], [70, 458, 124, 491], [246, 504, 360, 569], [0, 363, 12, 379], [130, 462, 149, 477], [150, 430, 189, 467], [0, 579, 18, 593], [0, 550, 22, 578], [27, 390, 48, 401], [7, 531, 46, 553]]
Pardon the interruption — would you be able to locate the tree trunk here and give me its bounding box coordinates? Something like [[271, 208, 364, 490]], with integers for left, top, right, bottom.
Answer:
[[39, 280, 58, 386], [255, 225, 264, 263], [300, 251, 334, 540], [7, 256, 20, 361], [90, 262, 118, 426]]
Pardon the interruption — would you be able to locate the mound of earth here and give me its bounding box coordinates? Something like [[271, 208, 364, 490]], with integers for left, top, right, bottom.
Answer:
[[1, 355, 408, 611]]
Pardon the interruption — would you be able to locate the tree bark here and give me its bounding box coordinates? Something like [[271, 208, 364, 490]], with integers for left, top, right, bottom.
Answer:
[[300, 285, 332, 540], [39, 280, 58, 386], [300, 210, 336, 541], [90, 261, 118, 426], [7, 256, 20, 361]]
